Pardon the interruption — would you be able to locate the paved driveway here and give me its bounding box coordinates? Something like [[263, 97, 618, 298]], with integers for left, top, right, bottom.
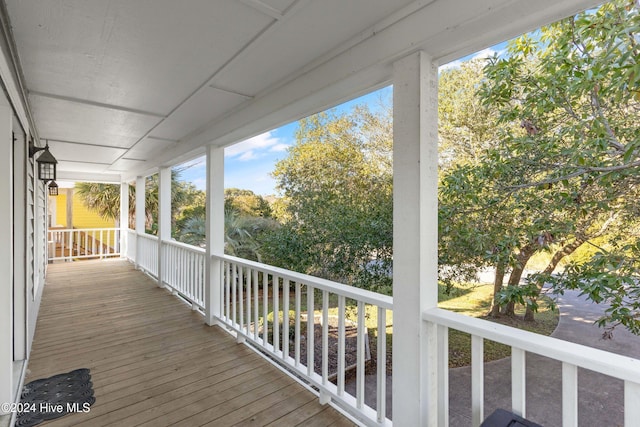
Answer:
[[449, 290, 640, 426]]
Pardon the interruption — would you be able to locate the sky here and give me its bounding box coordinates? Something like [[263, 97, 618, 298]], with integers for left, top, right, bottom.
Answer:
[[177, 86, 394, 196], [177, 42, 509, 196]]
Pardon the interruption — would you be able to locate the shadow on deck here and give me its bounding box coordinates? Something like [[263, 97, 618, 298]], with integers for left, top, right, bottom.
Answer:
[[26, 259, 354, 426]]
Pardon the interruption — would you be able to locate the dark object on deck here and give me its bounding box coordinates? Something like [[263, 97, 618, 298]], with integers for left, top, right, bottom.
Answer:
[[481, 408, 543, 427], [16, 368, 95, 427]]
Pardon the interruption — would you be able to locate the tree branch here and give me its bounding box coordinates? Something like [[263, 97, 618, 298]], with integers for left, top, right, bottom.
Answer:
[[506, 160, 640, 190], [590, 88, 625, 152]]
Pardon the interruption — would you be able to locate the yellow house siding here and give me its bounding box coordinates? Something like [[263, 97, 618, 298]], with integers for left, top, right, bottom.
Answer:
[[54, 191, 116, 229]]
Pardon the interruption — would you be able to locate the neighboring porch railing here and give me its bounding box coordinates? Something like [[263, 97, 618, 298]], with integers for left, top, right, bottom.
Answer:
[[47, 227, 120, 261]]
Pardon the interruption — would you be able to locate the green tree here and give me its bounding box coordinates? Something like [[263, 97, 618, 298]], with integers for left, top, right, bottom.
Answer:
[[437, 0, 640, 329], [438, 59, 505, 169], [224, 208, 278, 261], [264, 105, 393, 293], [145, 171, 203, 235], [224, 188, 272, 218], [169, 183, 277, 261], [174, 204, 278, 261], [437, 59, 523, 315], [474, 0, 640, 328], [173, 187, 206, 239]]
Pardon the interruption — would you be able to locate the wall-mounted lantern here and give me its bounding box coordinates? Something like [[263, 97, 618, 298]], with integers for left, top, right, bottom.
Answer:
[[29, 139, 58, 181], [48, 180, 59, 196]]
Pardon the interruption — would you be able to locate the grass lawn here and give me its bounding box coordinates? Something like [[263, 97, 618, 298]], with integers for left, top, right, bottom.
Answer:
[[438, 283, 559, 367]]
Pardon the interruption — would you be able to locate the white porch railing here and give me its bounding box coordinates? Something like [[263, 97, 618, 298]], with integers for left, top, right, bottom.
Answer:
[[161, 240, 205, 310], [47, 228, 120, 261], [126, 228, 136, 261], [127, 231, 205, 310], [212, 254, 393, 426], [135, 233, 158, 276], [423, 307, 640, 427]]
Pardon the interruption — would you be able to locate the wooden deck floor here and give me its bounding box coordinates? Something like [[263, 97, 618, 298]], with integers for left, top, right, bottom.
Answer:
[[27, 260, 355, 427]]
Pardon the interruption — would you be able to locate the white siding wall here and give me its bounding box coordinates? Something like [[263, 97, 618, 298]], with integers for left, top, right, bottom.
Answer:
[[13, 118, 26, 362], [0, 93, 14, 414], [0, 38, 47, 414], [28, 161, 46, 354]]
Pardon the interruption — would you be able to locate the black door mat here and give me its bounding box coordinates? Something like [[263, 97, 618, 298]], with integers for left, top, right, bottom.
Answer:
[[15, 368, 95, 427]]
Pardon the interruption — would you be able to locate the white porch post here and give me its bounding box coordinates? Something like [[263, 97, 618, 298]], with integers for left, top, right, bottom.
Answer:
[[119, 182, 129, 258], [135, 176, 145, 268], [205, 145, 224, 326], [392, 51, 439, 426], [158, 167, 171, 287], [0, 100, 13, 412]]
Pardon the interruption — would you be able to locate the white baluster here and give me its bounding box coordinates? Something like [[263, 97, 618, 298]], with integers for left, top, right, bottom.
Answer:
[[337, 295, 346, 397], [562, 362, 577, 427], [307, 285, 315, 377], [471, 335, 484, 426], [377, 307, 387, 423], [356, 300, 365, 409]]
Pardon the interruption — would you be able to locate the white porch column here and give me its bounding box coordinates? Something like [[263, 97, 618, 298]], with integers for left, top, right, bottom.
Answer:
[[205, 145, 224, 326], [135, 176, 145, 268], [157, 167, 172, 287], [0, 100, 14, 412], [392, 51, 439, 426], [119, 182, 129, 258]]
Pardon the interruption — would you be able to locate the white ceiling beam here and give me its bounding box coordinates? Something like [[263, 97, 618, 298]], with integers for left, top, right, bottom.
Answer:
[[208, 85, 254, 100], [146, 136, 179, 143], [239, 0, 285, 20], [29, 90, 166, 118], [41, 137, 129, 149], [56, 170, 121, 183]]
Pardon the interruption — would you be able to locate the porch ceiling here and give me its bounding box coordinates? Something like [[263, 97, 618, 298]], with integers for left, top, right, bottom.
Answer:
[[3, 0, 600, 182]]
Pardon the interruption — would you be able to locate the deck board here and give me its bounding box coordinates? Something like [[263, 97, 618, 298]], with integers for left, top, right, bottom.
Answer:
[[26, 259, 355, 427]]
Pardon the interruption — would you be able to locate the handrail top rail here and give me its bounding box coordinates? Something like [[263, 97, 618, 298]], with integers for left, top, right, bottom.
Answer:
[[161, 238, 206, 254], [214, 253, 393, 309], [48, 227, 120, 232], [136, 232, 158, 241], [423, 307, 640, 384]]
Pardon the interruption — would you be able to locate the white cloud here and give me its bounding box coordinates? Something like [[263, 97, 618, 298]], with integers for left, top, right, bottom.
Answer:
[[238, 151, 257, 161], [270, 143, 290, 153], [225, 131, 289, 161], [438, 45, 507, 71]]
